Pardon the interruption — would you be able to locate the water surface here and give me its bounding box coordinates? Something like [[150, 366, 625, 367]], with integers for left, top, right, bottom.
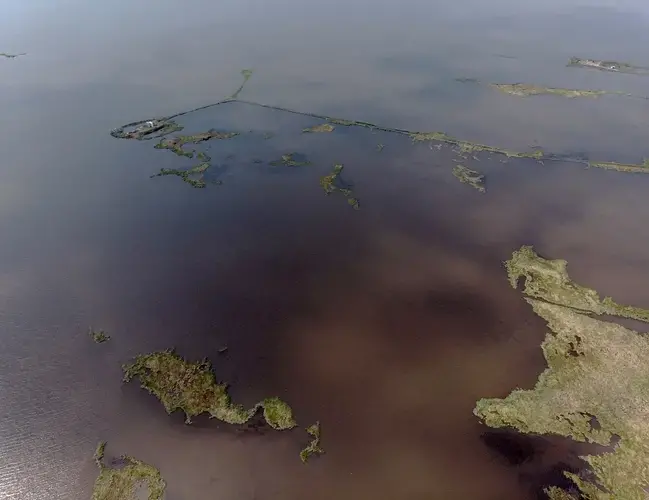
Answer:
[[2, 1, 649, 499]]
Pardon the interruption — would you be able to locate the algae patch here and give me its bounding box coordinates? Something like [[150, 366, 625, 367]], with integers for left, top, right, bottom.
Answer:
[[319, 164, 360, 209], [303, 123, 335, 133], [475, 246, 649, 499], [91, 441, 166, 500], [123, 350, 296, 429], [89, 328, 110, 343], [452, 165, 485, 192], [300, 421, 325, 463]]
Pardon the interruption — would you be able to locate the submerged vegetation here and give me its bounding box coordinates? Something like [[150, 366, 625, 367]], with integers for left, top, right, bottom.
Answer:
[[300, 422, 325, 463], [319, 164, 360, 209], [122, 350, 296, 429], [89, 328, 110, 343], [91, 441, 166, 500], [452, 165, 485, 192], [475, 246, 649, 499]]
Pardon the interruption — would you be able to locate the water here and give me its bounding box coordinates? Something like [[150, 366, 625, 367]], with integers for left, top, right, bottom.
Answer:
[[2, 0, 649, 498]]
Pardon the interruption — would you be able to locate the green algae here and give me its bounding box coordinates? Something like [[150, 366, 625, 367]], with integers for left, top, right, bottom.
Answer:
[[490, 83, 610, 99], [568, 57, 649, 75], [505, 245, 649, 322], [475, 246, 649, 499], [89, 328, 110, 343], [154, 130, 239, 157], [269, 153, 312, 167], [122, 349, 296, 429], [300, 421, 325, 463], [452, 165, 485, 192], [91, 441, 166, 500], [151, 162, 214, 188], [303, 123, 335, 133], [319, 164, 360, 210]]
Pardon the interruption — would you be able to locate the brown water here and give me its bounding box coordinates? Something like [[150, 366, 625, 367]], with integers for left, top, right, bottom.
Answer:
[[3, 1, 649, 499]]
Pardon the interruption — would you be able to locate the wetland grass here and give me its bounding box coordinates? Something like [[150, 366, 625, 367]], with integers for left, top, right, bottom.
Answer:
[[89, 328, 110, 343], [122, 350, 296, 429], [299, 422, 325, 463], [452, 165, 485, 192], [475, 246, 649, 499], [319, 164, 360, 209], [91, 441, 166, 500]]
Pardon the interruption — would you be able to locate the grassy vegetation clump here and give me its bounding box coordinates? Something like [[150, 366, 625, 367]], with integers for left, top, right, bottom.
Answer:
[[261, 397, 297, 430], [122, 350, 296, 429], [151, 162, 214, 188], [91, 441, 166, 500], [154, 130, 239, 157], [269, 153, 312, 167], [300, 421, 325, 463], [490, 83, 608, 98], [452, 165, 485, 192], [475, 246, 649, 499], [319, 164, 360, 209], [505, 245, 649, 321], [568, 57, 649, 74], [410, 131, 544, 160], [89, 328, 110, 343], [587, 158, 649, 174], [303, 123, 335, 133]]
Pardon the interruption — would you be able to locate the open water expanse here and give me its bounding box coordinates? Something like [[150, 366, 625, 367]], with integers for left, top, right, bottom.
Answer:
[[2, 0, 649, 498]]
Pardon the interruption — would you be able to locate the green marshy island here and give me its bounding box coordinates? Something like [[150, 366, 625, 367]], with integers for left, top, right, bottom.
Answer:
[[452, 165, 485, 192], [319, 164, 360, 209], [123, 349, 296, 429], [474, 246, 649, 499], [91, 442, 166, 500], [89, 328, 110, 343]]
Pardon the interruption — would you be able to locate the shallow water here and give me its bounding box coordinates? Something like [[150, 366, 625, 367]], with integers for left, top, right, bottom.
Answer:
[[3, 0, 649, 499]]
